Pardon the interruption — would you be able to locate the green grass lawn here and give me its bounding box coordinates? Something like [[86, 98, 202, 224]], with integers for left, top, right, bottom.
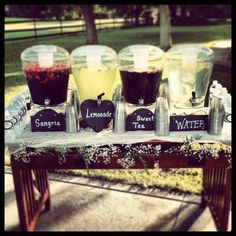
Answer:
[[5, 17, 34, 22], [5, 24, 231, 194], [5, 20, 84, 39], [5, 18, 120, 40]]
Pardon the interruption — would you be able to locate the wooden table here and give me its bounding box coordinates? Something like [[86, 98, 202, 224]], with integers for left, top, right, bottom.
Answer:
[[10, 140, 231, 232]]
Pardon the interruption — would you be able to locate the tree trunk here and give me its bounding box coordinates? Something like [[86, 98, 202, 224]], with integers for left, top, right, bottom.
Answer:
[[81, 5, 98, 45], [159, 5, 172, 51], [134, 12, 140, 26]]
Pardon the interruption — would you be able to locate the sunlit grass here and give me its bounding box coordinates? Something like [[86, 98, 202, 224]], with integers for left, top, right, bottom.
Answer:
[[54, 168, 203, 194], [5, 18, 123, 39]]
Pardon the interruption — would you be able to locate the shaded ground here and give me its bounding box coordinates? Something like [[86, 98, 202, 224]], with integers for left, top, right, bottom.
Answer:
[[5, 166, 231, 232]]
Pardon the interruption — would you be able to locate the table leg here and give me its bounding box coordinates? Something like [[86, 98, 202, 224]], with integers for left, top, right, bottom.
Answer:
[[44, 170, 51, 211], [220, 168, 231, 231], [200, 169, 207, 209], [11, 159, 52, 231], [34, 169, 51, 211], [202, 167, 231, 231], [11, 168, 30, 231]]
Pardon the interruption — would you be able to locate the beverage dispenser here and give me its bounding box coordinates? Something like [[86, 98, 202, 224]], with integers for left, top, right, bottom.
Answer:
[[21, 45, 70, 106], [21, 45, 70, 132], [70, 45, 117, 103], [118, 44, 164, 107], [166, 44, 214, 109], [117, 44, 164, 131]]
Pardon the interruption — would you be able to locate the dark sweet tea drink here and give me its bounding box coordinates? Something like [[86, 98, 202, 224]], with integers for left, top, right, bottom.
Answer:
[[120, 66, 163, 105]]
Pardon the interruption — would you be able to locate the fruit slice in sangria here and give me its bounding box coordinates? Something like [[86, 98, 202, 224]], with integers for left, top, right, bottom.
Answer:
[[23, 63, 70, 106]]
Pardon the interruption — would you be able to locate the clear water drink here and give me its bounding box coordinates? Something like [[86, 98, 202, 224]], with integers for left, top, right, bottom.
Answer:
[[65, 104, 78, 133], [22, 88, 32, 123], [113, 101, 126, 134], [208, 97, 225, 135], [209, 80, 218, 93], [220, 87, 228, 96], [5, 109, 16, 143], [166, 44, 214, 108], [209, 83, 223, 107], [155, 97, 170, 136], [7, 103, 22, 137], [14, 95, 27, 130], [222, 93, 231, 122]]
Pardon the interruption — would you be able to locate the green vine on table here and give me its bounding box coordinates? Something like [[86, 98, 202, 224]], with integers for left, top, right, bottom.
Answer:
[[116, 144, 161, 170], [12, 142, 35, 163], [12, 135, 231, 169], [42, 144, 68, 164], [12, 143, 162, 173], [165, 135, 231, 168]]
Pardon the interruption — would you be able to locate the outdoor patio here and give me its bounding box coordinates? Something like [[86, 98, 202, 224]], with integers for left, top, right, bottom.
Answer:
[[6, 165, 231, 232], [5, 4, 231, 232]]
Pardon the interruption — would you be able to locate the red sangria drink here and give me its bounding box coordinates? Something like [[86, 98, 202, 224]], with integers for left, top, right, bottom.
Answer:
[[21, 45, 70, 106], [23, 63, 70, 105], [120, 67, 163, 105]]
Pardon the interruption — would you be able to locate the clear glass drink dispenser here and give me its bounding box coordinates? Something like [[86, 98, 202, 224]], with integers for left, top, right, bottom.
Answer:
[[118, 44, 164, 107], [21, 45, 70, 106], [70, 45, 117, 103], [166, 44, 214, 109]]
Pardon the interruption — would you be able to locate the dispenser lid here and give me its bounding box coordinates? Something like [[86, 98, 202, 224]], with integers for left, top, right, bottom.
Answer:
[[166, 44, 214, 61], [21, 45, 69, 62], [70, 45, 117, 67], [118, 44, 164, 63]]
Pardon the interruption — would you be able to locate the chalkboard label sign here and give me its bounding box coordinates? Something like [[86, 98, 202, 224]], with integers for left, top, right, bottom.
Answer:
[[126, 108, 155, 131], [170, 115, 208, 131], [80, 99, 115, 132], [31, 109, 65, 132]]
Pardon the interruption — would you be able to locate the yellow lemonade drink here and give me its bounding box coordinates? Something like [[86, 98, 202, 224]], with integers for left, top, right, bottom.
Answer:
[[70, 45, 118, 103], [72, 65, 117, 103]]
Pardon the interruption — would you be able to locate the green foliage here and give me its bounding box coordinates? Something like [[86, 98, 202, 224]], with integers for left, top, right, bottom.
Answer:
[[5, 4, 231, 22], [5, 17, 34, 22], [5, 5, 82, 20]]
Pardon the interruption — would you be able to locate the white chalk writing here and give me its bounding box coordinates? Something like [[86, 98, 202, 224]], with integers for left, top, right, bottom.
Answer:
[[35, 119, 61, 129], [86, 108, 112, 118], [175, 118, 205, 130]]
